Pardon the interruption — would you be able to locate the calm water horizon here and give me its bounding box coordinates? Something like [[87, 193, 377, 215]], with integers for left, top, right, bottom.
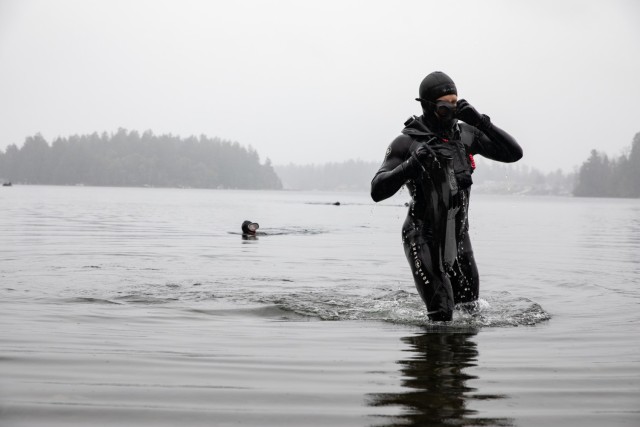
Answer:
[[1, 185, 639, 426]]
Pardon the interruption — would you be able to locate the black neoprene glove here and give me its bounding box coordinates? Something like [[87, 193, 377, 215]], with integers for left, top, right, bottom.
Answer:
[[404, 142, 438, 178], [456, 99, 482, 127]]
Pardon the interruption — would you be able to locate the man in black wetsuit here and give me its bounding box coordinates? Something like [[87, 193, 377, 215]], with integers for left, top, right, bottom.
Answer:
[[371, 71, 523, 321]]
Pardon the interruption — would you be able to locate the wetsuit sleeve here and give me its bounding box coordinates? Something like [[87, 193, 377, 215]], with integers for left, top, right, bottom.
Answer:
[[466, 118, 523, 163], [370, 135, 412, 202]]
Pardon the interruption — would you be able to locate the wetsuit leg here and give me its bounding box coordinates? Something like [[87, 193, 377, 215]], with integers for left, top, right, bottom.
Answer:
[[402, 232, 454, 321], [450, 231, 479, 304]]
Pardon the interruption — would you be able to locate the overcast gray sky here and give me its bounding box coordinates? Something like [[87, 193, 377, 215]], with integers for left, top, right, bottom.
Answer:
[[1, 0, 638, 172]]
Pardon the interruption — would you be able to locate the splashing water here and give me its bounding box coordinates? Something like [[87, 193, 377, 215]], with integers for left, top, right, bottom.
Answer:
[[261, 290, 551, 327], [66, 280, 550, 328], [254, 288, 550, 328]]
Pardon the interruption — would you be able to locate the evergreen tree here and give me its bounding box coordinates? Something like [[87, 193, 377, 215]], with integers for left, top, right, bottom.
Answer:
[[574, 150, 612, 197], [625, 133, 640, 197], [573, 132, 640, 198]]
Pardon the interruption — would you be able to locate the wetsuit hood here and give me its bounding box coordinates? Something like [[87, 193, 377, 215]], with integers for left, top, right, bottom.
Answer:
[[414, 71, 458, 137], [242, 220, 259, 235], [417, 71, 457, 102]]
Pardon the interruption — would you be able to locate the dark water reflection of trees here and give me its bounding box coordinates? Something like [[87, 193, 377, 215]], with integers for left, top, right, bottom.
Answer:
[[369, 330, 513, 427]]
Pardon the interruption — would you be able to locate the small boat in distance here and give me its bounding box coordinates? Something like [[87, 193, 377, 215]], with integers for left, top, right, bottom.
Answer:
[[2, 181, 12, 187]]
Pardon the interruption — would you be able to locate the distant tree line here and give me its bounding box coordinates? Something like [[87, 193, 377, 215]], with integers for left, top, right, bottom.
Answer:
[[275, 158, 574, 195], [573, 132, 640, 198], [275, 160, 377, 191], [0, 129, 282, 189], [471, 158, 575, 196]]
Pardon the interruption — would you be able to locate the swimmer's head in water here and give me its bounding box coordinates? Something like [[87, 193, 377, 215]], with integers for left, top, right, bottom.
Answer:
[[241, 220, 259, 235]]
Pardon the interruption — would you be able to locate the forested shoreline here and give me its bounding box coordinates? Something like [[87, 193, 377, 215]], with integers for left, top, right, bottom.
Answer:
[[2, 130, 638, 197], [0, 129, 282, 190]]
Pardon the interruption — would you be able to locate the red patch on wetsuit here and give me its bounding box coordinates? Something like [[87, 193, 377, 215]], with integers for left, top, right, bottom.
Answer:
[[469, 154, 476, 170]]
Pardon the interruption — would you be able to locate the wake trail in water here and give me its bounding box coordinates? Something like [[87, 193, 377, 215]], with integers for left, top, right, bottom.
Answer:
[[227, 226, 326, 236]]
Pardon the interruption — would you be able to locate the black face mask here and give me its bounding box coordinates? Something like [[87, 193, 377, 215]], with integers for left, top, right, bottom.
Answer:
[[434, 100, 456, 120], [428, 100, 457, 129], [420, 99, 458, 134]]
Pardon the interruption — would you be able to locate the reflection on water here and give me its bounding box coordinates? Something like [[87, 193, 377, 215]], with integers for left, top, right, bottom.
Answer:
[[369, 330, 512, 427]]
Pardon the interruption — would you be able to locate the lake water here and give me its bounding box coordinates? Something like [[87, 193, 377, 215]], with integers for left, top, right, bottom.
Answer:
[[1, 186, 639, 426]]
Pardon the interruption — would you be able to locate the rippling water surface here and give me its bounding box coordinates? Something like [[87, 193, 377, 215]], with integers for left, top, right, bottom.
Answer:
[[1, 186, 639, 426]]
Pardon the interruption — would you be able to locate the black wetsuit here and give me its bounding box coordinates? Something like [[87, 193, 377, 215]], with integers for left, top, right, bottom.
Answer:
[[371, 115, 522, 321]]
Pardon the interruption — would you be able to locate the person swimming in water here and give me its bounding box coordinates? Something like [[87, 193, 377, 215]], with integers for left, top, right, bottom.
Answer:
[[241, 220, 259, 235], [370, 71, 523, 321]]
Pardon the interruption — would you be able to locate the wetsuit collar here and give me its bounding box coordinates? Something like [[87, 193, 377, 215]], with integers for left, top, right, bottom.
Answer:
[[402, 115, 433, 137], [402, 115, 460, 140]]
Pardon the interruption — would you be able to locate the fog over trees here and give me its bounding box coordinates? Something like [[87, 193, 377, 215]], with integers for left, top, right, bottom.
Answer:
[[0, 129, 282, 190]]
